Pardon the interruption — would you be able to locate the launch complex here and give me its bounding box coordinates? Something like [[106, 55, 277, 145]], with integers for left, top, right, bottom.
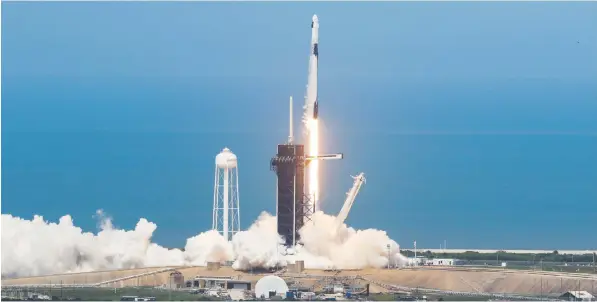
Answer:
[[270, 15, 361, 249], [4, 14, 597, 302]]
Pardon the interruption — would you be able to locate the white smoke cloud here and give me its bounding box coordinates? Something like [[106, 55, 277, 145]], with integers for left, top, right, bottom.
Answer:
[[185, 229, 234, 266], [232, 212, 287, 270], [1, 210, 407, 278]]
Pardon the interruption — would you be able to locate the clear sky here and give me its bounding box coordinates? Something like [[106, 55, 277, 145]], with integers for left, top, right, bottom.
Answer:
[[2, 1, 596, 249]]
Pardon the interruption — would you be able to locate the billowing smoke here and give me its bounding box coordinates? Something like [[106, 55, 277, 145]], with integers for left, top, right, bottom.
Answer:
[[1, 210, 407, 278]]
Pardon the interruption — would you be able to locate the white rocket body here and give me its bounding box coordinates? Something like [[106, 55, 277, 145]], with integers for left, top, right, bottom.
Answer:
[[303, 15, 320, 213], [303, 15, 319, 123]]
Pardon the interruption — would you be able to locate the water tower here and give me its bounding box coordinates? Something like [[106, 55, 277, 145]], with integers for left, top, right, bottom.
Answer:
[[212, 147, 240, 241]]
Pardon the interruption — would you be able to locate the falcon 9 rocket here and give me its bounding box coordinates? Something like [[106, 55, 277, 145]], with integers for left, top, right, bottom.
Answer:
[[304, 14, 319, 121], [304, 15, 320, 212]]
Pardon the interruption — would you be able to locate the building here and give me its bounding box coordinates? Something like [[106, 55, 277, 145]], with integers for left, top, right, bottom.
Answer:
[[206, 262, 221, 271], [288, 260, 305, 273], [167, 271, 185, 289], [408, 258, 465, 266], [254, 275, 289, 300], [406, 257, 428, 266], [226, 280, 252, 291], [430, 258, 465, 266], [184, 276, 251, 300], [187, 276, 235, 289], [559, 291, 595, 301]]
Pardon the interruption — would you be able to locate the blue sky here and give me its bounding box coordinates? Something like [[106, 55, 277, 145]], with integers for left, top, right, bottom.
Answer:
[[2, 2, 596, 249]]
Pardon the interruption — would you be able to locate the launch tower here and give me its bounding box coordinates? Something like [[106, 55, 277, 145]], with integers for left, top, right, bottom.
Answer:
[[271, 96, 343, 248], [271, 143, 307, 247], [271, 97, 307, 247]]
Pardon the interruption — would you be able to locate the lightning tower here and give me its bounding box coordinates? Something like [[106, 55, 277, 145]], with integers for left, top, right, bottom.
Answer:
[[212, 147, 240, 241]]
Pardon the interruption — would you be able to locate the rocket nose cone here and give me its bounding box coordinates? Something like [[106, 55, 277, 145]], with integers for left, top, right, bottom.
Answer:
[[312, 15, 319, 23]]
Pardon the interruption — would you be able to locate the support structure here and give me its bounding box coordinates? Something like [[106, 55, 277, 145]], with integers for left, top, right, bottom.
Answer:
[[271, 144, 306, 247], [335, 173, 366, 227], [271, 96, 343, 248], [212, 147, 240, 241]]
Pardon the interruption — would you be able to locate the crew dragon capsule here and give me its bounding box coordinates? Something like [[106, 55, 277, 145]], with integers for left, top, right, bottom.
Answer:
[[303, 14, 319, 121]]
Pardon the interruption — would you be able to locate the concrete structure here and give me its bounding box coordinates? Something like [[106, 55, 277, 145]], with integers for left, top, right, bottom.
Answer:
[[206, 262, 221, 271], [296, 260, 305, 273], [190, 276, 234, 290], [212, 147, 241, 241], [288, 261, 305, 273], [167, 271, 184, 289]]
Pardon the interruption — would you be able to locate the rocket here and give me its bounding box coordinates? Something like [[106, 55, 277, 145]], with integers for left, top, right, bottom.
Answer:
[[303, 14, 319, 121]]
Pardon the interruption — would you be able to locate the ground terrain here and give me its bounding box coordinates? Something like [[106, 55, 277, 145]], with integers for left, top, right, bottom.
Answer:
[[3, 266, 596, 297]]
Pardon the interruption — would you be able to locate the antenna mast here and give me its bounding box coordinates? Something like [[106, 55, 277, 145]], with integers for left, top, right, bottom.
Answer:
[[288, 96, 294, 144]]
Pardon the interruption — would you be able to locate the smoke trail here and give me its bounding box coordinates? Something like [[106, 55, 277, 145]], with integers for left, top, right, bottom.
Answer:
[[1, 210, 406, 278]]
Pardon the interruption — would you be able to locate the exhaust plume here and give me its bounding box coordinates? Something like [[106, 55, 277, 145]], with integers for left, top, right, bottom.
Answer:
[[1, 210, 407, 278]]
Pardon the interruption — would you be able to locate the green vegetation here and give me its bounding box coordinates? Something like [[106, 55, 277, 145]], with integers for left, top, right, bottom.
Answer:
[[368, 293, 400, 301], [2, 287, 223, 301], [399, 250, 597, 274], [368, 293, 493, 301], [400, 250, 596, 263]]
